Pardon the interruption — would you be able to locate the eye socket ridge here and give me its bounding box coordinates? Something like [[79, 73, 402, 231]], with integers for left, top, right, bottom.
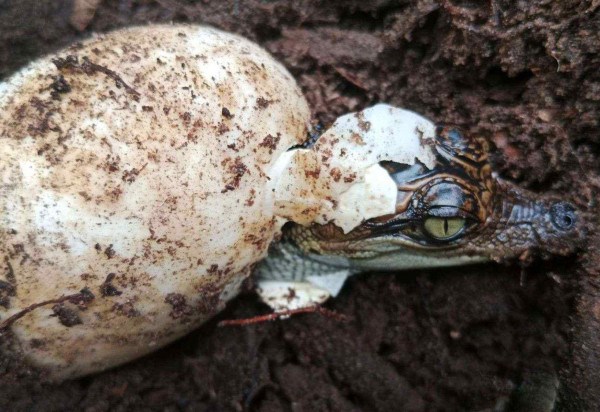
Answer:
[[424, 205, 478, 220], [417, 180, 480, 218]]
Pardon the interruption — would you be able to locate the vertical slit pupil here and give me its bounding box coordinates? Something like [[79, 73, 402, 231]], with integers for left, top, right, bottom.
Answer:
[[443, 218, 449, 235]]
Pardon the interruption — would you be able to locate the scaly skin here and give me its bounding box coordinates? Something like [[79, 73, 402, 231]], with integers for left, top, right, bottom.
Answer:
[[286, 126, 583, 269]]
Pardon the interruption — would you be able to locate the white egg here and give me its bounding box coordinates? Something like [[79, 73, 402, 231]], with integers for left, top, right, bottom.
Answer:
[[0, 24, 310, 380], [0, 24, 438, 382]]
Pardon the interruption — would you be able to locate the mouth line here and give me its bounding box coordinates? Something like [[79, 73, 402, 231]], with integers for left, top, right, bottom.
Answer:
[[321, 232, 462, 254]]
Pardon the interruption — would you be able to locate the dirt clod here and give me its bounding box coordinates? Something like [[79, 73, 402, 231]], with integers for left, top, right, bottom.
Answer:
[[51, 304, 82, 327], [0, 0, 598, 410], [100, 273, 122, 297]]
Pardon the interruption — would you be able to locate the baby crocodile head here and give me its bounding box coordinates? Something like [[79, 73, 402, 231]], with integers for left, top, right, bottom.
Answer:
[[287, 126, 583, 271]]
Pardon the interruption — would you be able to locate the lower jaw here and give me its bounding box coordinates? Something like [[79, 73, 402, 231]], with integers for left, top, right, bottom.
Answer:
[[348, 251, 489, 272]]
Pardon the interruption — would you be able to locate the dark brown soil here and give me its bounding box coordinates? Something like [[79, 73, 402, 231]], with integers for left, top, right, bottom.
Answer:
[[1, 1, 599, 410]]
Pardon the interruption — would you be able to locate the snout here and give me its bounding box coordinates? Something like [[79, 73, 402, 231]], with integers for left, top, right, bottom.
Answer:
[[539, 199, 584, 257], [491, 183, 585, 260], [516, 197, 584, 257]]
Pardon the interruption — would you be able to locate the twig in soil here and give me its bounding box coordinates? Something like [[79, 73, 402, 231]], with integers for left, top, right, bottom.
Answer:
[[218, 305, 349, 327], [0, 288, 95, 334]]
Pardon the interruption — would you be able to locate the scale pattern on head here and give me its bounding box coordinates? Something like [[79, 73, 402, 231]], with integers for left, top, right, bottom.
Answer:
[[375, 125, 496, 240], [288, 121, 582, 267]]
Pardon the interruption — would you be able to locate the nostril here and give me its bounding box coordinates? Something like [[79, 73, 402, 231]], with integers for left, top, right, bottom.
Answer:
[[550, 202, 577, 230]]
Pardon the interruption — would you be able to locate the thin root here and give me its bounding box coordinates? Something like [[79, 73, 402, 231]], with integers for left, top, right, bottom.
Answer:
[[218, 305, 349, 327], [0, 288, 95, 334]]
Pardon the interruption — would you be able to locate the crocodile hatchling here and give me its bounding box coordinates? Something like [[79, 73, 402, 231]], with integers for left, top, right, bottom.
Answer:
[[0, 25, 582, 381]]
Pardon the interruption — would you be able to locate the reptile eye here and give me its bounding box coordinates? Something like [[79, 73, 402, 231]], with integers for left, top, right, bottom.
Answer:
[[423, 217, 466, 240]]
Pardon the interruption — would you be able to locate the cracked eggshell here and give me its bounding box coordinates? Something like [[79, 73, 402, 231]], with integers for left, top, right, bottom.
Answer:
[[0, 25, 309, 380], [273, 104, 437, 232]]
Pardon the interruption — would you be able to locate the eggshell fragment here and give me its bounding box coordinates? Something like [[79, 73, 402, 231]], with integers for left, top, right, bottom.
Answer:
[[0, 25, 309, 379], [272, 104, 437, 232]]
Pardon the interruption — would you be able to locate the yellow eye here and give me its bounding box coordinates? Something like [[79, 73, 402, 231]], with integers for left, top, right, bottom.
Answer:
[[423, 217, 466, 240]]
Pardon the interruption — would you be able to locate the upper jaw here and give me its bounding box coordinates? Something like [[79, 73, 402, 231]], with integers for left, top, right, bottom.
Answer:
[[475, 181, 585, 263], [300, 181, 585, 267]]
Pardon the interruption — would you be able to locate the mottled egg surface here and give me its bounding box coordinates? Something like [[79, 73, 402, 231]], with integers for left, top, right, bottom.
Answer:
[[0, 25, 310, 379]]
